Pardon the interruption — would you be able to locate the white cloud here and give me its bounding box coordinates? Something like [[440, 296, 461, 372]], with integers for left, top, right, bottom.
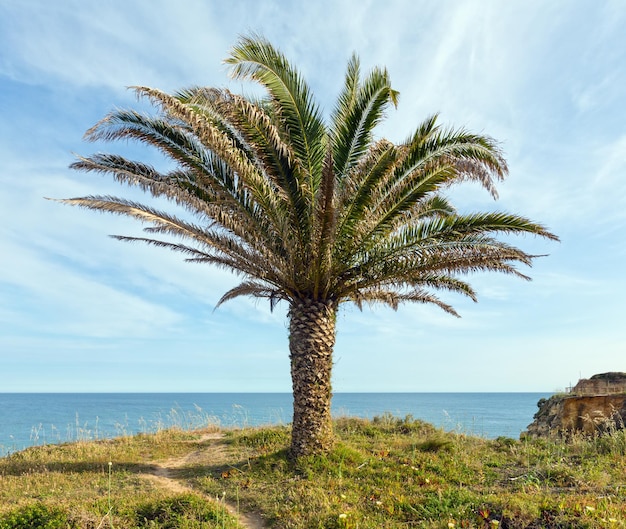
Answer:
[[572, 73, 620, 113], [0, 0, 232, 91], [0, 237, 183, 338]]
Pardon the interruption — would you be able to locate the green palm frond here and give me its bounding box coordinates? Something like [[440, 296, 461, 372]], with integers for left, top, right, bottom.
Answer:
[[403, 212, 559, 242], [359, 124, 506, 242], [226, 35, 326, 190], [335, 139, 398, 241], [331, 55, 398, 177]]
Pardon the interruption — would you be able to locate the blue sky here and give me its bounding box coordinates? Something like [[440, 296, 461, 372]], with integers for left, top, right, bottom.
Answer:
[[1, 0, 624, 393]]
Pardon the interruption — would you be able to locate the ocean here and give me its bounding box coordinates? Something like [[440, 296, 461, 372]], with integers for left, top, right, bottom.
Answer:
[[0, 393, 548, 456]]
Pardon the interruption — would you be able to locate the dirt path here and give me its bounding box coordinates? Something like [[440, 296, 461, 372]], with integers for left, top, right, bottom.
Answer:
[[141, 432, 267, 529]]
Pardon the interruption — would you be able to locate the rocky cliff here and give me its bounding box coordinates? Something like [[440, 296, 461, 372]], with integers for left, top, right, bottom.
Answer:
[[523, 373, 626, 438]]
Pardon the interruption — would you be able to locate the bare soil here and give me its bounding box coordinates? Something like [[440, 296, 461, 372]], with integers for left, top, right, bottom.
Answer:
[[142, 432, 267, 529]]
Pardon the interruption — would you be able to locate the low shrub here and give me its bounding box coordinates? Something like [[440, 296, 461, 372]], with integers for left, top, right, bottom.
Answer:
[[0, 503, 70, 529]]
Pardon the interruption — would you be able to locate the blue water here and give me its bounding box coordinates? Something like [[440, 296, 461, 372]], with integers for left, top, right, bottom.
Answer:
[[0, 393, 548, 456]]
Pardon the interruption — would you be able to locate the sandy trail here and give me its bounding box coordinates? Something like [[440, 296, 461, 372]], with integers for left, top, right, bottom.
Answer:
[[141, 432, 267, 529]]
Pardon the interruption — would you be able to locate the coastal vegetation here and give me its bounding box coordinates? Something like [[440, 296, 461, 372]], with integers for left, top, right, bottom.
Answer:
[[1, 417, 624, 528], [57, 35, 557, 458]]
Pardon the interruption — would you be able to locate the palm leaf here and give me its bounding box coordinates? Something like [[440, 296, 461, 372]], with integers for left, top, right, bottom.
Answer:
[[226, 35, 326, 193]]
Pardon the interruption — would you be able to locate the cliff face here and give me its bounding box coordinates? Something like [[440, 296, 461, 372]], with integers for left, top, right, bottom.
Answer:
[[524, 373, 626, 438]]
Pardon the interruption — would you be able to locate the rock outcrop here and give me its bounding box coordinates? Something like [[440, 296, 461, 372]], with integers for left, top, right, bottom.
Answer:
[[523, 373, 626, 438]]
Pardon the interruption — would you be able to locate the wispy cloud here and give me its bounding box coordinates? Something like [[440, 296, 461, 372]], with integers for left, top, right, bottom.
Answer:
[[0, 1, 231, 91]]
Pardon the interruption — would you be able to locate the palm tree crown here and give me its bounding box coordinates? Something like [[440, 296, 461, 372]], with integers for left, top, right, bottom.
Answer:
[[59, 35, 557, 457]]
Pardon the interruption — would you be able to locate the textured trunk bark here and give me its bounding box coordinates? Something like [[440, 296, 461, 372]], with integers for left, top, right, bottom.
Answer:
[[288, 298, 336, 458]]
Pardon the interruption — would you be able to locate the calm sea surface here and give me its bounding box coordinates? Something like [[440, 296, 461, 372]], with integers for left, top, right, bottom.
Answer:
[[0, 393, 548, 456]]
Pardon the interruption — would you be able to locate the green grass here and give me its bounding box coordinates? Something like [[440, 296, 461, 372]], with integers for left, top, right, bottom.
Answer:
[[1, 416, 625, 528]]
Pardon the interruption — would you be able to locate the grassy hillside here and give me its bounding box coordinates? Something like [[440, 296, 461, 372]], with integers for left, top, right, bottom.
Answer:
[[1, 416, 625, 528]]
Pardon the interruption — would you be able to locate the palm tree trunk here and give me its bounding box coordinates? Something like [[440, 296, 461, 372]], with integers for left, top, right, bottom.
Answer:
[[288, 298, 337, 458]]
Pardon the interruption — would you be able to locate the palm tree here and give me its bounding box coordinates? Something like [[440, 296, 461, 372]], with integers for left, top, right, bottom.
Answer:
[[58, 35, 557, 458]]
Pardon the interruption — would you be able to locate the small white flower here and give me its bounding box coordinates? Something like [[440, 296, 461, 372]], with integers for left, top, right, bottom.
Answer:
[[338, 513, 348, 520]]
